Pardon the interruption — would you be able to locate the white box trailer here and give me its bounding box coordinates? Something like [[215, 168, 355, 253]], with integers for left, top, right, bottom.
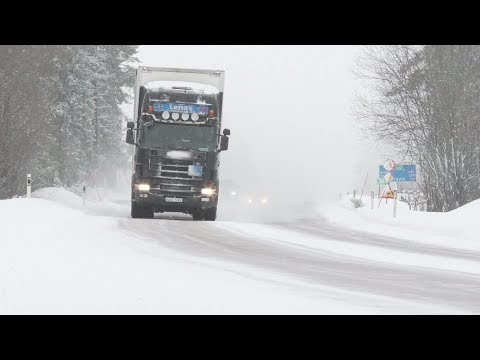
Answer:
[[133, 66, 225, 122]]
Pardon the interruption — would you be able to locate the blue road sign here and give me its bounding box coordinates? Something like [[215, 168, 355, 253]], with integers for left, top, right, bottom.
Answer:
[[379, 164, 416, 182]]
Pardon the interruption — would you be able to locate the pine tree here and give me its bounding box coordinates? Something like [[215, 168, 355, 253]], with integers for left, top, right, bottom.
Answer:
[[0, 45, 138, 198]]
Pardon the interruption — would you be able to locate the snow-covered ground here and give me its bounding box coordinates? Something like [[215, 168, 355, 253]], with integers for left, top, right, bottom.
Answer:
[[316, 196, 479, 252], [1, 187, 479, 314]]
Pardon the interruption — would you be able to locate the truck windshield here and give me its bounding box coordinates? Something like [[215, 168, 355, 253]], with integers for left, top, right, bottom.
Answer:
[[143, 123, 217, 152]]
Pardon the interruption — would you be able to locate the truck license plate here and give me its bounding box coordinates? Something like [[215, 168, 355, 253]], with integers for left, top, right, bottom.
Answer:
[[165, 197, 182, 203]]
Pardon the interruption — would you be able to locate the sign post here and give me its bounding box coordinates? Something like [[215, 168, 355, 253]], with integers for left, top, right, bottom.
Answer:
[[393, 190, 398, 218], [27, 174, 31, 198]]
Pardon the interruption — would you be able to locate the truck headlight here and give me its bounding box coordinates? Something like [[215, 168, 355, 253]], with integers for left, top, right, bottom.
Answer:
[[138, 184, 150, 191], [181, 113, 189, 121], [201, 188, 215, 196]]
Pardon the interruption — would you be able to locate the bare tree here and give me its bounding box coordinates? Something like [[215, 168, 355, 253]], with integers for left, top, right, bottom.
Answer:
[[355, 45, 480, 211]]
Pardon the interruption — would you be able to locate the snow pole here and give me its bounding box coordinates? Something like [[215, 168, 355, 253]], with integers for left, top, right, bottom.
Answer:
[[371, 191, 374, 210], [393, 190, 398, 218], [378, 188, 385, 208], [27, 174, 31, 198], [82, 184, 86, 206]]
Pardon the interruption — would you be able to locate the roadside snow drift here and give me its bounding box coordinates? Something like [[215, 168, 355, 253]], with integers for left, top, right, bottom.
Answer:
[[317, 196, 480, 252]]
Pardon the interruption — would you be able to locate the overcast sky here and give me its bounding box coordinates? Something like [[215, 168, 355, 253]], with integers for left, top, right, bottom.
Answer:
[[131, 45, 384, 203]]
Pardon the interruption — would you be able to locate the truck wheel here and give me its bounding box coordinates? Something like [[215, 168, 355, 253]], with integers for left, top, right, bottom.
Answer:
[[192, 211, 203, 221], [203, 206, 217, 221], [131, 202, 143, 218], [143, 207, 154, 219]]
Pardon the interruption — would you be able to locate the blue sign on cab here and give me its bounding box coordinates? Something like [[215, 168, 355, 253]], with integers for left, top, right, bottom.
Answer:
[[153, 102, 209, 115]]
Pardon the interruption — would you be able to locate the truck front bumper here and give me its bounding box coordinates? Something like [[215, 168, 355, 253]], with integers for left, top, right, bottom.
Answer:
[[133, 191, 216, 211]]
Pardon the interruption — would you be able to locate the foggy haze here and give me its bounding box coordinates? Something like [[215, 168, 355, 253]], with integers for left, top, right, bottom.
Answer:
[[129, 45, 382, 206]]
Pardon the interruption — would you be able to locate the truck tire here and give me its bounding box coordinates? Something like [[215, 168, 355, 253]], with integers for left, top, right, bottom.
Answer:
[[192, 211, 203, 221], [131, 202, 142, 218], [203, 206, 217, 221], [143, 207, 154, 219], [131, 202, 154, 219]]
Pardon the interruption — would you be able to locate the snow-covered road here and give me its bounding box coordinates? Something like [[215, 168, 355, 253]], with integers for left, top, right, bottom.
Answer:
[[1, 188, 479, 314], [120, 213, 480, 313]]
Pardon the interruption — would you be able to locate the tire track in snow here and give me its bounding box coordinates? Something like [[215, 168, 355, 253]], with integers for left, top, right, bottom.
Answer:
[[276, 218, 480, 262], [118, 215, 480, 313]]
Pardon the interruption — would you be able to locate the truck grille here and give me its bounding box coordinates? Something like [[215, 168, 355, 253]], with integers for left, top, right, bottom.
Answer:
[[149, 156, 204, 195]]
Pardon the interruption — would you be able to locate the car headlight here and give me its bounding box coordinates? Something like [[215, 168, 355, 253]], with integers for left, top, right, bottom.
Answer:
[[201, 188, 215, 196], [138, 184, 150, 191], [260, 197, 268, 204]]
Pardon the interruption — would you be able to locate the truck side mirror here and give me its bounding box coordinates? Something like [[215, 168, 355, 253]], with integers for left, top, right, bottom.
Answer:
[[126, 129, 135, 144], [220, 135, 229, 151], [223, 128, 231, 136], [127, 121, 135, 129]]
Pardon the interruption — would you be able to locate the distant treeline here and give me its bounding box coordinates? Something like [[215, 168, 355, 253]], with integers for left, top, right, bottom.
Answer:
[[356, 45, 480, 212], [0, 45, 138, 199]]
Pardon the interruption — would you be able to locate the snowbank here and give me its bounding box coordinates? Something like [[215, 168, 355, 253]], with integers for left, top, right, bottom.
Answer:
[[32, 187, 129, 218], [32, 187, 84, 208], [317, 196, 480, 252]]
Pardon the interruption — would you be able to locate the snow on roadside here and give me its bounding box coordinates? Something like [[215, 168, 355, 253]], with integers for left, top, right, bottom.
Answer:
[[316, 197, 480, 252], [32, 187, 129, 218]]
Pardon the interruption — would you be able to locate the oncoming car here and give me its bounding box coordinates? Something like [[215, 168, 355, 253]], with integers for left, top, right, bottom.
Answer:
[[246, 194, 269, 205], [220, 180, 271, 207]]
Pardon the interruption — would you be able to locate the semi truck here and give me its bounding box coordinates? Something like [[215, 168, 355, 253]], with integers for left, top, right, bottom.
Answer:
[[125, 66, 230, 220]]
